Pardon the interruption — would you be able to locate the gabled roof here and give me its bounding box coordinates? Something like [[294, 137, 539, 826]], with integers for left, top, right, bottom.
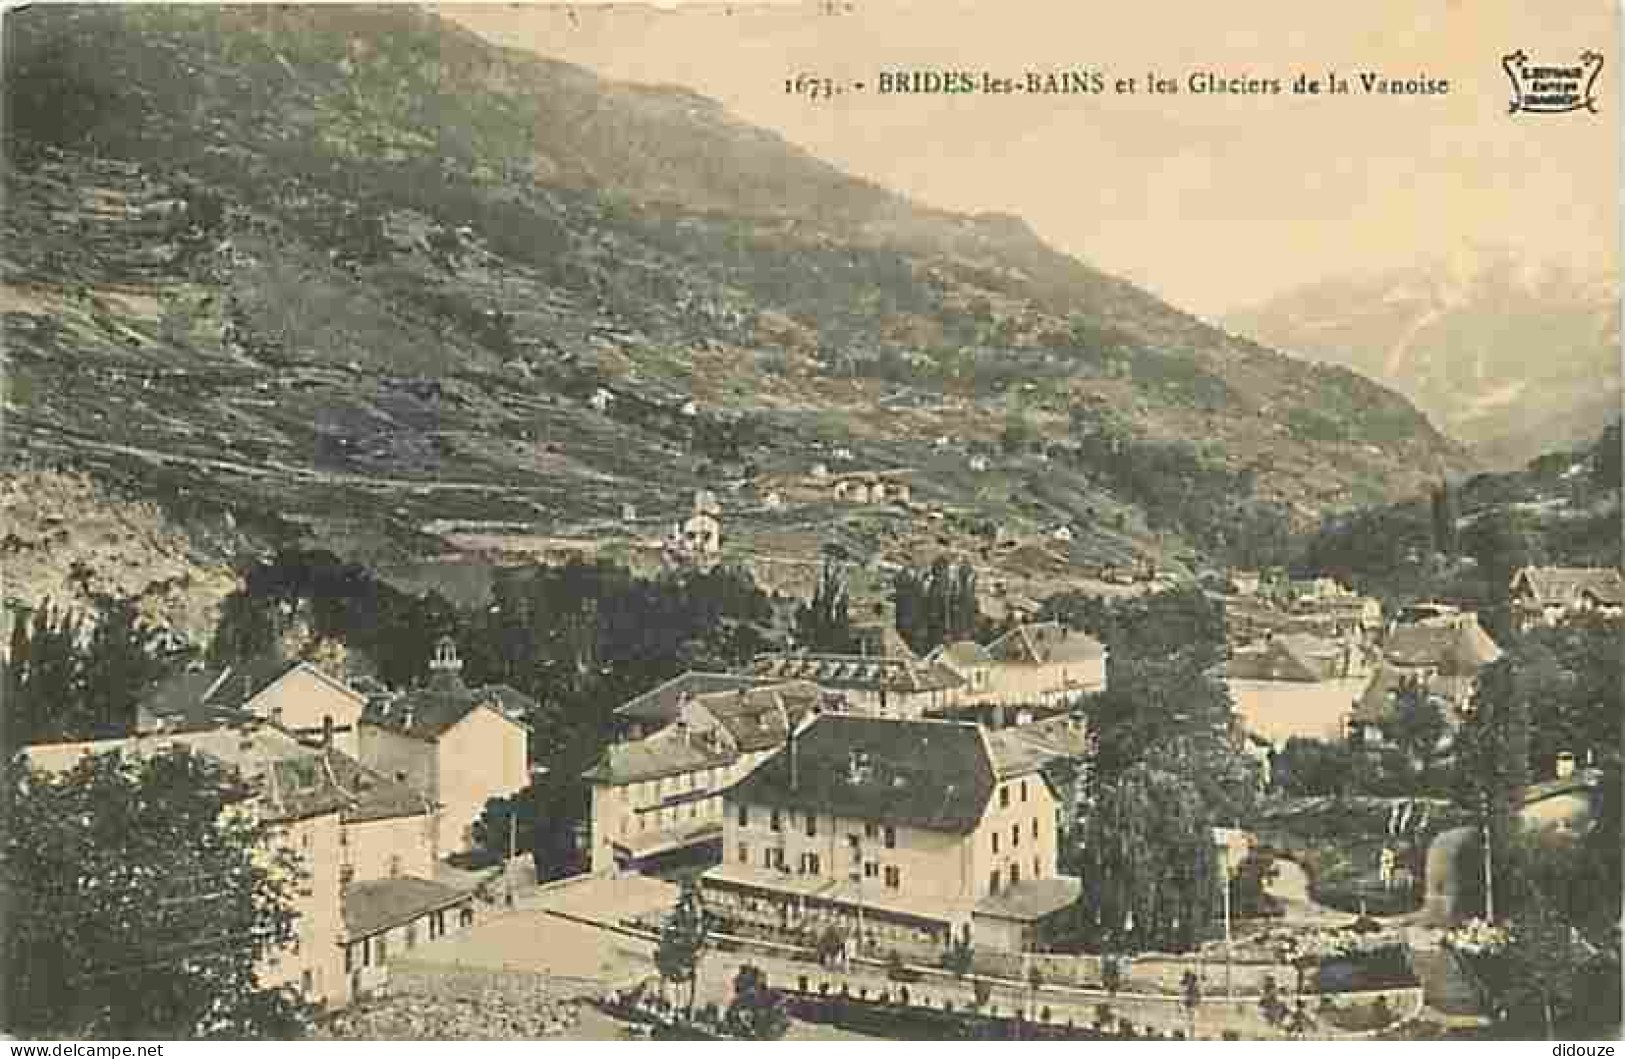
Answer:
[[985, 622, 1105, 667], [1512, 566, 1625, 607], [580, 726, 734, 786], [1353, 662, 1474, 728], [694, 680, 829, 753], [362, 672, 534, 742], [997, 713, 1091, 762], [140, 658, 364, 729], [1223, 633, 1350, 682], [929, 640, 994, 669], [324, 752, 436, 824], [342, 876, 471, 940], [612, 671, 785, 725], [22, 723, 420, 825], [726, 714, 995, 833], [985, 728, 1061, 780], [1383, 618, 1501, 675], [750, 653, 964, 694]]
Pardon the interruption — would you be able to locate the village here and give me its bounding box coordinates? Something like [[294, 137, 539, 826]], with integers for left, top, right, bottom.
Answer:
[[2, 4, 1619, 1045], [11, 525, 1620, 1039]]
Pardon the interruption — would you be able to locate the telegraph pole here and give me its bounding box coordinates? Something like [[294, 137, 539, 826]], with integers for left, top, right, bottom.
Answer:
[[1221, 846, 1233, 1001], [507, 808, 518, 907]]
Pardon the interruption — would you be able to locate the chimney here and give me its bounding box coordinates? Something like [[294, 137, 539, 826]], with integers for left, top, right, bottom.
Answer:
[[1556, 751, 1576, 780], [847, 749, 871, 783]]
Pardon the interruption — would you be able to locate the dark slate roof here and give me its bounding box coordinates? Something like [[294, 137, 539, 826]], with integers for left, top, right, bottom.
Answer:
[[750, 653, 964, 695], [362, 672, 534, 742], [612, 671, 785, 725], [342, 876, 471, 939], [725, 714, 995, 834]]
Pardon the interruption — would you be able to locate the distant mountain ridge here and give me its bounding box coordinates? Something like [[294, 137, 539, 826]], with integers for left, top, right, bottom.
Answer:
[[1224, 247, 1620, 469], [2, 5, 1469, 628]]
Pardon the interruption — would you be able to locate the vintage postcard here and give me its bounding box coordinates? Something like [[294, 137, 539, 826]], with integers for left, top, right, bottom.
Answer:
[[1, 0, 1619, 1044]]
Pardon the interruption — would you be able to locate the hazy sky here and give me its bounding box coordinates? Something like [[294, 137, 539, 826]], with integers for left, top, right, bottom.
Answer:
[[446, 0, 1620, 317]]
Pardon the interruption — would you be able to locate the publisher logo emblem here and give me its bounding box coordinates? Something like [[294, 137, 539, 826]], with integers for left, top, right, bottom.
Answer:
[[1502, 50, 1604, 114]]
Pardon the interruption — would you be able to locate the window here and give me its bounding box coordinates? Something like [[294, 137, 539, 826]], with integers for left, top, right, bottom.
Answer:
[[883, 865, 900, 889], [737, 802, 749, 828], [800, 852, 821, 875], [864, 860, 879, 879], [1009, 862, 1020, 886], [1000, 786, 1010, 809], [864, 822, 879, 839], [883, 825, 896, 849], [738, 843, 749, 864], [805, 812, 818, 838], [376, 933, 389, 965], [992, 831, 1000, 854], [1033, 857, 1041, 880], [1032, 818, 1039, 840], [1011, 824, 1020, 848], [988, 870, 1001, 895], [1020, 780, 1028, 803], [770, 809, 782, 832], [405, 924, 417, 950], [389, 854, 402, 878], [301, 969, 313, 995]]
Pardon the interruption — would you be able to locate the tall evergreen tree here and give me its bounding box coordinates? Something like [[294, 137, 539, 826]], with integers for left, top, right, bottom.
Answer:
[[794, 560, 854, 653], [1456, 648, 1537, 916], [1077, 764, 1218, 953]]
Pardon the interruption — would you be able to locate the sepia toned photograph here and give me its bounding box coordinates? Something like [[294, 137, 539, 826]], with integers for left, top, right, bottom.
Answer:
[[0, 0, 1619, 1043]]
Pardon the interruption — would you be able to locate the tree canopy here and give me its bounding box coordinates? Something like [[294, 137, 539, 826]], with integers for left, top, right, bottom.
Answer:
[[1074, 763, 1219, 954], [4, 597, 168, 751], [2, 749, 309, 1038]]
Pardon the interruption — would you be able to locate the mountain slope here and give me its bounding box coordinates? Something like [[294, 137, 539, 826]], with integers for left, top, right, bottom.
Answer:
[[1224, 248, 1620, 468], [2, 5, 1469, 630]]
